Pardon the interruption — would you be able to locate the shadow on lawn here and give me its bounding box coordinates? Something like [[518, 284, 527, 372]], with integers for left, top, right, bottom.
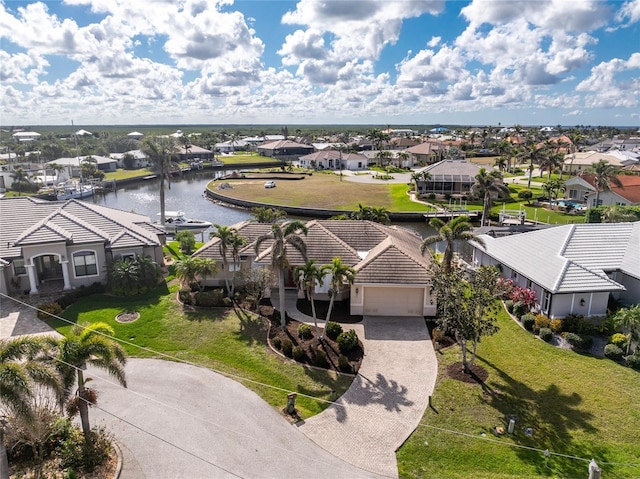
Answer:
[[232, 307, 268, 346], [477, 355, 611, 478]]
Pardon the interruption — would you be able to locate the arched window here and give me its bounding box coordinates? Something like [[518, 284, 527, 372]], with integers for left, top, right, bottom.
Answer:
[[73, 251, 98, 277]]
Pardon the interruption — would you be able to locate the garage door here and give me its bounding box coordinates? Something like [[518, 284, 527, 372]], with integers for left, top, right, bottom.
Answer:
[[363, 287, 424, 316]]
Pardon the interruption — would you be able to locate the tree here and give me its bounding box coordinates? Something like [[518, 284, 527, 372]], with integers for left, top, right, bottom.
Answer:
[[613, 305, 640, 356], [210, 224, 245, 297], [254, 221, 308, 328], [175, 257, 217, 291], [520, 140, 548, 189], [350, 204, 390, 225], [294, 260, 328, 337], [175, 230, 196, 254], [396, 151, 410, 168], [430, 263, 505, 374], [590, 160, 622, 207], [420, 216, 485, 273], [110, 258, 141, 295], [236, 267, 273, 311], [600, 205, 637, 223], [324, 257, 356, 326], [0, 337, 60, 477], [542, 178, 565, 202], [48, 323, 126, 446], [49, 163, 65, 183], [250, 207, 287, 224], [470, 168, 510, 227], [517, 188, 533, 205], [143, 137, 178, 226], [10, 167, 30, 196]]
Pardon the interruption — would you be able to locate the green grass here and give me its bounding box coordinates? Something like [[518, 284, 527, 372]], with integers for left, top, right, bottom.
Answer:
[[50, 285, 352, 418], [218, 155, 282, 167], [397, 308, 640, 479], [104, 168, 153, 181]]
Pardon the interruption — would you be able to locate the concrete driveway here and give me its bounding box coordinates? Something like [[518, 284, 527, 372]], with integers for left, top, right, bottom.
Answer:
[[88, 358, 385, 479], [298, 316, 437, 478]]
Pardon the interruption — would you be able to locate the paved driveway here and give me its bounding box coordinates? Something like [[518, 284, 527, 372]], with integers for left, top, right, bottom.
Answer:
[[88, 358, 384, 479], [298, 316, 437, 478]]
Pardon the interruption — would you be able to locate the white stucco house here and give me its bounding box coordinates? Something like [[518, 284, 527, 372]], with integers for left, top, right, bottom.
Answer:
[[472, 223, 640, 318], [564, 174, 640, 207], [295, 150, 369, 170]]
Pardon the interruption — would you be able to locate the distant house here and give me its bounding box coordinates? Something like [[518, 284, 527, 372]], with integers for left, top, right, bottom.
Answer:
[[75, 129, 93, 137], [127, 131, 144, 140], [177, 145, 214, 162], [194, 220, 436, 317], [295, 150, 369, 170], [12, 131, 41, 142], [0, 197, 165, 296], [110, 150, 150, 169], [564, 174, 640, 207], [257, 140, 314, 159], [406, 141, 446, 164], [472, 223, 640, 318], [46, 156, 118, 180], [562, 152, 630, 175], [414, 159, 493, 196]]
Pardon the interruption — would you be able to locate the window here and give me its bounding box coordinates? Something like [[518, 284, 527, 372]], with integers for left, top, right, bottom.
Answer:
[[13, 259, 26, 275], [120, 253, 136, 262], [73, 251, 98, 277], [542, 291, 551, 312]]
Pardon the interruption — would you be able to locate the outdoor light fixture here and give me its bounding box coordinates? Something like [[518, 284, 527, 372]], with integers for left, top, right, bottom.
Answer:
[[580, 298, 585, 307], [355, 287, 359, 294]]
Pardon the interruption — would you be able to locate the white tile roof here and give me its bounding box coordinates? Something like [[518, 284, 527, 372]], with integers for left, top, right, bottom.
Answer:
[[476, 223, 640, 293]]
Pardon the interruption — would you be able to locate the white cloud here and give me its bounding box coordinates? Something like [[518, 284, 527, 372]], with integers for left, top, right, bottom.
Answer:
[[616, 0, 640, 24]]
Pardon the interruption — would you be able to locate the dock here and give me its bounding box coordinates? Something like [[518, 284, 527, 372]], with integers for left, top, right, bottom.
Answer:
[[423, 210, 481, 220]]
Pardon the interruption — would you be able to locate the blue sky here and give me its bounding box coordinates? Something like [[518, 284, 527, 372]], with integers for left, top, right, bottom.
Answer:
[[1, 0, 639, 127]]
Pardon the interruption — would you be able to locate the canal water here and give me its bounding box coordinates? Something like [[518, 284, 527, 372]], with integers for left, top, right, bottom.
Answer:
[[90, 170, 435, 238]]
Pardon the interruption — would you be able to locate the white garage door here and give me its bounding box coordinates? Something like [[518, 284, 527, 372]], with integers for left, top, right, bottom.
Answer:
[[363, 287, 424, 316]]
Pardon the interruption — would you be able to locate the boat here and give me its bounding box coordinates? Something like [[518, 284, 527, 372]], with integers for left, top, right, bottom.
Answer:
[[55, 182, 95, 201], [157, 211, 212, 234]]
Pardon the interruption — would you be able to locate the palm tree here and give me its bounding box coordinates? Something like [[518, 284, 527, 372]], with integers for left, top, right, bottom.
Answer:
[[180, 135, 192, 163], [350, 204, 390, 224], [590, 160, 622, 207], [49, 163, 65, 183], [210, 224, 244, 297], [48, 323, 126, 446], [542, 178, 565, 202], [470, 168, 510, 227], [294, 260, 328, 337], [324, 257, 356, 325], [175, 257, 204, 290], [420, 216, 485, 273], [254, 221, 308, 328], [143, 137, 177, 226], [600, 205, 637, 223], [250, 207, 287, 224], [613, 305, 640, 356], [396, 151, 410, 168], [10, 167, 29, 196], [520, 140, 548, 189], [1, 337, 60, 477]]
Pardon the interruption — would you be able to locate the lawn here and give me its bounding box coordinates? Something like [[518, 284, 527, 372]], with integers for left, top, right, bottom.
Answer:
[[209, 174, 433, 212], [49, 284, 352, 419], [218, 154, 282, 167], [104, 168, 153, 181], [397, 308, 640, 479]]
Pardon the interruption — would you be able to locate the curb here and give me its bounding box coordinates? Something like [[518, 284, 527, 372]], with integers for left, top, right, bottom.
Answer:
[[113, 441, 123, 479]]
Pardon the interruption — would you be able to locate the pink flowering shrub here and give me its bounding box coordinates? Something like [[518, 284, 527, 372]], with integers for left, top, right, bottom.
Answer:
[[509, 286, 537, 309], [497, 278, 514, 299]]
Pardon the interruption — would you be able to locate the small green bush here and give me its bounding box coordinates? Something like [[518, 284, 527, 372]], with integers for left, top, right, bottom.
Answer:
[[625, 354, 640, 371], [562, 314, 597, 335], [534, 314, 550, 331], [314, 348, 328, 367], [281, 339, 293, 357], [538, 328, 553, 342], [37, 302, 63, 320], [512, 301, 527, 318], [604, 344, 624, 361], [325, 321, 343, 340], [272, 337, 282, 349], [175, 231, 196, 254], [504, 300, 514, 313], [298, 323, 313, 339], [564, 332, 593, 351], [609, 333, 628, 349], [292, 346, 305, 361], [550, 318, 563, 333], [337, 329, 359, 354], [521, 314, 536, 331], [338, 355, 351, 373], [178, 288, 192, 305]]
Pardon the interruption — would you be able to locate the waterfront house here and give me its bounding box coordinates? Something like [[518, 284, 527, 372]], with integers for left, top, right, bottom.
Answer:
[[295, 150, 369, 170], [472, 223, 640, 318], [257, 140, 314, 159], [414, 159, 494, 197], [405, 141, 446, 165], [0, 197, 165, 296], [564, 175, 640, 207]]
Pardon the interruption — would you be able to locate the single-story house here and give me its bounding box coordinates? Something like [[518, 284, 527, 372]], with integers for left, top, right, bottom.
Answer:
[[295, 150, 369, 170], [193, 220, 436, 317], [178, 145, 214, 162], [415, 160, 494, 196], [564, 174, 640, 207], [110, 150, 150, 169], [127, 131, 144, 140], [472, 223, 640, 318], [12, 131, 41, 142], [0, 197, 165, 296], [46, 156, 118, 180], [257, 140, 314, 158], [562, 152, 630, 175]]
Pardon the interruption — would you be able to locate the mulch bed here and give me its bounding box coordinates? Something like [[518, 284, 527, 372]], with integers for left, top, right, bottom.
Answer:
[[296, 299, 363, 324], [446, 361, 489, 384]]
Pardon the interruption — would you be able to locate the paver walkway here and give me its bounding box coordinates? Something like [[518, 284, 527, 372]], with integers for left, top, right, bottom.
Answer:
[[272, 292, 438, 478], [0, 293, 63, 340]]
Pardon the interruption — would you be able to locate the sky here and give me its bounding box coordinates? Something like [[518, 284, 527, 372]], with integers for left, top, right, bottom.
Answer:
[[1, 0, 639, 127]]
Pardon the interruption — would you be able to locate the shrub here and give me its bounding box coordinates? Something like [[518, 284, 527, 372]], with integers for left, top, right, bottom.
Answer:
[[432, 328, 445, 343], [550, 319, 563, 333], [37, 302, 63, 320], [625, 354, 640, 371], [609, 333, 628, 349], [178, 288, 192, 305], [337, 329, 359, 354], [604, 344, 624, 361], [563, 332, 582, 348], [338, 355, 351, 373], [564, 332, 593, 351], [292, 346, 305, 361], [325, 321, 343, 340], [512, 301, 527, 318], [562, 314, 597, 335], [504, 300, 514, 313], [314, 348, 328, 367], [298, 323, 313, 339], [521, 314, 536, 331], [175, 231, 196, 254], [534, 314, 550, 331], [195, 289, 225, 307], [272, 337, 282, 349], [538, 328, 553, 342], [281, 339, 293, 357]]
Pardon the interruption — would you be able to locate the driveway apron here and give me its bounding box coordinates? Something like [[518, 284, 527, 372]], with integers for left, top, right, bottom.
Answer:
[[298, 316, 437, 478]]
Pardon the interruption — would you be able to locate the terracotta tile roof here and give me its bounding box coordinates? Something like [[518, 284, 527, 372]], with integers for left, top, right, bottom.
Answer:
[[578, 174, 640, 203]]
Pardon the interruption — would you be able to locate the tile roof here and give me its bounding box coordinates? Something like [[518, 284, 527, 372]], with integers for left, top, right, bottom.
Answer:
[[576, 175, 640, 204], [476, 223, 640, 293], [194, 221, 273, 261]]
